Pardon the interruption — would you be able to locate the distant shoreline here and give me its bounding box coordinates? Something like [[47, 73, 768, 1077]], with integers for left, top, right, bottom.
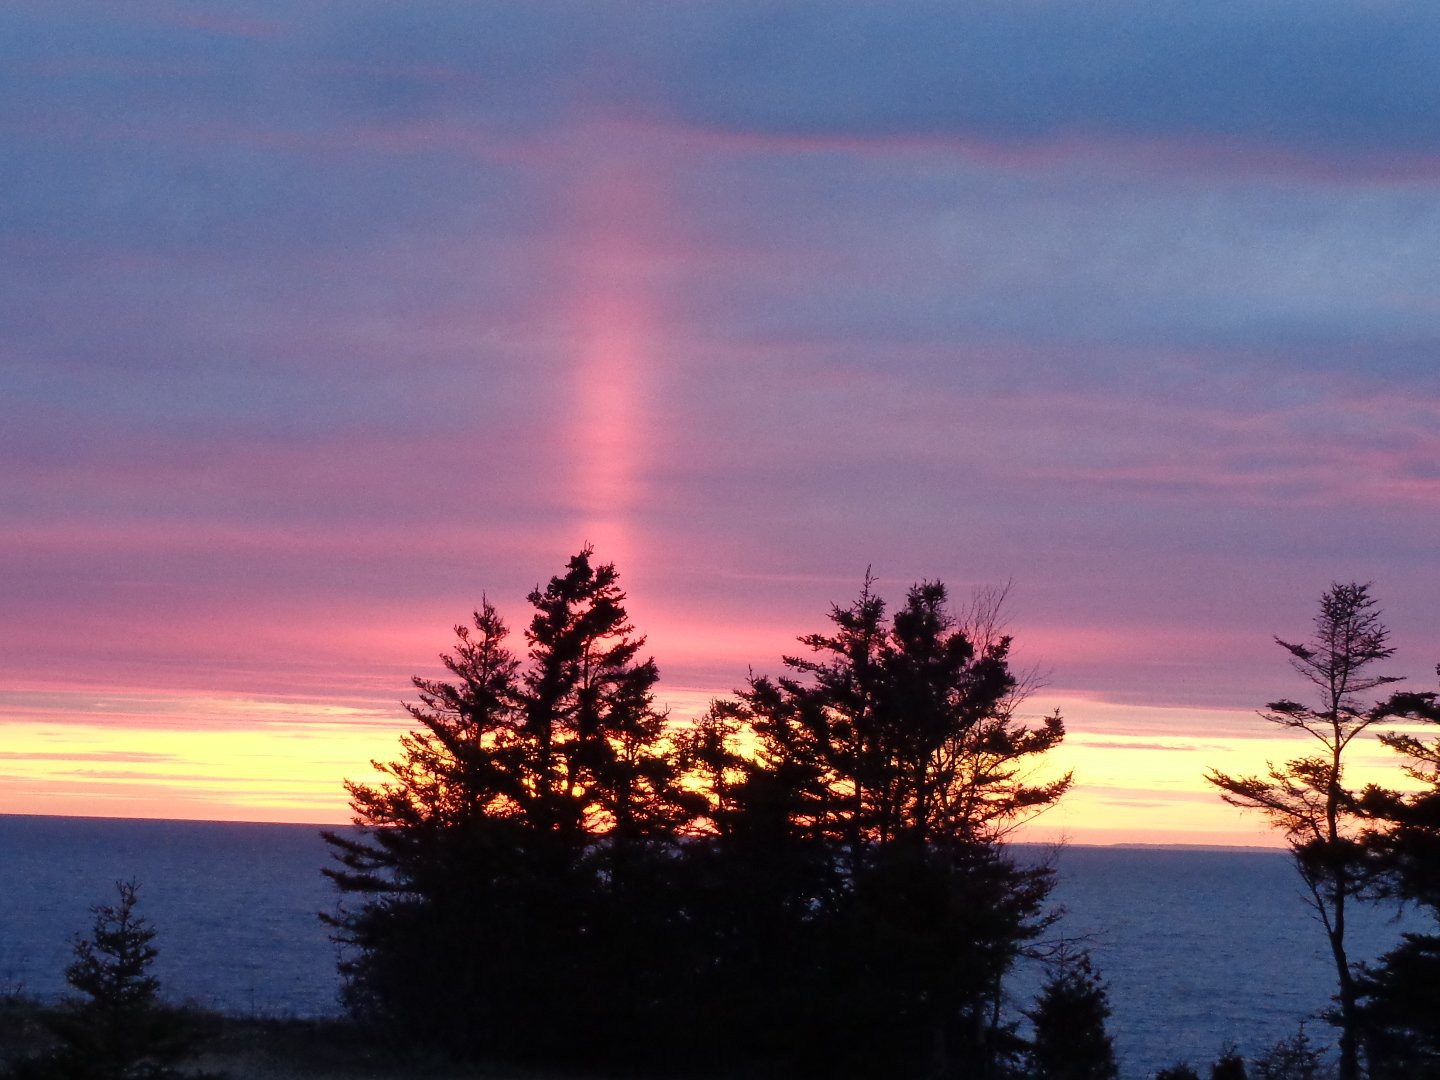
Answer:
[[0, 812, 1286, 852]]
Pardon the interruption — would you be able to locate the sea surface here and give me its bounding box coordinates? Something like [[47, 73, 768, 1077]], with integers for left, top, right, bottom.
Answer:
[[0, 816, 1428, 1077]]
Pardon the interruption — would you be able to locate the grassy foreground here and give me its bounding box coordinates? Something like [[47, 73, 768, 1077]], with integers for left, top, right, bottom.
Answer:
[[0, 1000, 628, 1080]]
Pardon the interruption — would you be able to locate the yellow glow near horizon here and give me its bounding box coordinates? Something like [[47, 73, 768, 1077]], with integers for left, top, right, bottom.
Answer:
[[0, 698, 405, 824], [1012, 695, 1432, 847], [2, 684, 1430, 846]]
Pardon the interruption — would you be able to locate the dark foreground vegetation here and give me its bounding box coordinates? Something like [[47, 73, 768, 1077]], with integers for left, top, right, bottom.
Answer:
[[0, 992, 1404, 1080], [0, 997, 610, 1079], [3, 555, 1438, 1079]]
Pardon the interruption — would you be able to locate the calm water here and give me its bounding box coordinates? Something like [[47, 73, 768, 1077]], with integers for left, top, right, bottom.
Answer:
[[1022, 845, 1423, 1075], [0, 816, 1427, 1077]]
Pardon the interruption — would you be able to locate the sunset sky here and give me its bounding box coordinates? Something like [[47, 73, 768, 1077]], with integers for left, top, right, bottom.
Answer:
[[4, 1, 1439, 845]]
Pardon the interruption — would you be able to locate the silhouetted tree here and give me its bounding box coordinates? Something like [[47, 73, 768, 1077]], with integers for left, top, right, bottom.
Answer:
[[327, 558, 1072, 1075], [1356, 669, 1440, 1079], [1356, 934, 1440, 1080], [1206, 583, 1424, 1080], [1150, 1049, 1257, 1080], [1211, 1048, 1249, 1080], [11, 882, 200, 1080], [1025, 950, 1118, 1080], [1252, 1025, 1330, 1080], [323, 549, 698, 1062], [688, 576, 1069, 1076]]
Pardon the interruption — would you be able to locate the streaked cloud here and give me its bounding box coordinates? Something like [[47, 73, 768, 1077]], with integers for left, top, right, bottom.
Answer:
[[1080, 742, 1226, 754], [4, 1, 1438, 843], [0, 750, 178, 763]]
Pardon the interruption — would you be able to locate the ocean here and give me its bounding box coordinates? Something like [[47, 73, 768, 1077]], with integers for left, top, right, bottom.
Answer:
[[0, 815, 1426, 1077]]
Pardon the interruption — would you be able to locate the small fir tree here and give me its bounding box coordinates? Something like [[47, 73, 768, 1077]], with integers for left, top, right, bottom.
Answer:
[[1025, 950, 1118, 1080], [1252, 1025, 1330, 1080], [26, 881, 197, 1080]]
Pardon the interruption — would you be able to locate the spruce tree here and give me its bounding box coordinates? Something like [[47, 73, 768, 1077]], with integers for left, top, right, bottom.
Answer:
[[25, 881, 197, 1080], [1252, 1025, 1329, 1080], [689, 576, 1069, 1076], [1355, 671, 1440, 1079], [323, 549, 697, 1062], [1025, 951, 1119, 1080]]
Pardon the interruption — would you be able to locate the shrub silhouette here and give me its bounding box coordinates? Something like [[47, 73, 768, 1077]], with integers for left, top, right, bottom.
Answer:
[[1210, 1047, 1248, 1080]]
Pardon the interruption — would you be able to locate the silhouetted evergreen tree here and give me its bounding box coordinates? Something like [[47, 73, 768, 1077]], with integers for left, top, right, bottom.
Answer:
[[323, 549, 698, 1063], [688, 577, 1069, 1077], [9, 882, 201, 1080], [1356, 671, 1440, 1079], [1252, 1025, 1330, 1080], [667, 693, 840, 1068], [327, 559, 1072, 1076], [1025, 951, 1117, 1080], [1356, 933, 1440, 1080], [1206, 583, 1428, 1080]]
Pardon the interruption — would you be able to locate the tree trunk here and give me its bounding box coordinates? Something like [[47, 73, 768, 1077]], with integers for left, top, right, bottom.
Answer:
[[1331, 917, 1359, 1080]]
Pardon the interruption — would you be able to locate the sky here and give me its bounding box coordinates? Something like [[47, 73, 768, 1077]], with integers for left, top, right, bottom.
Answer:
[[3, 0, 1439, 845]]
